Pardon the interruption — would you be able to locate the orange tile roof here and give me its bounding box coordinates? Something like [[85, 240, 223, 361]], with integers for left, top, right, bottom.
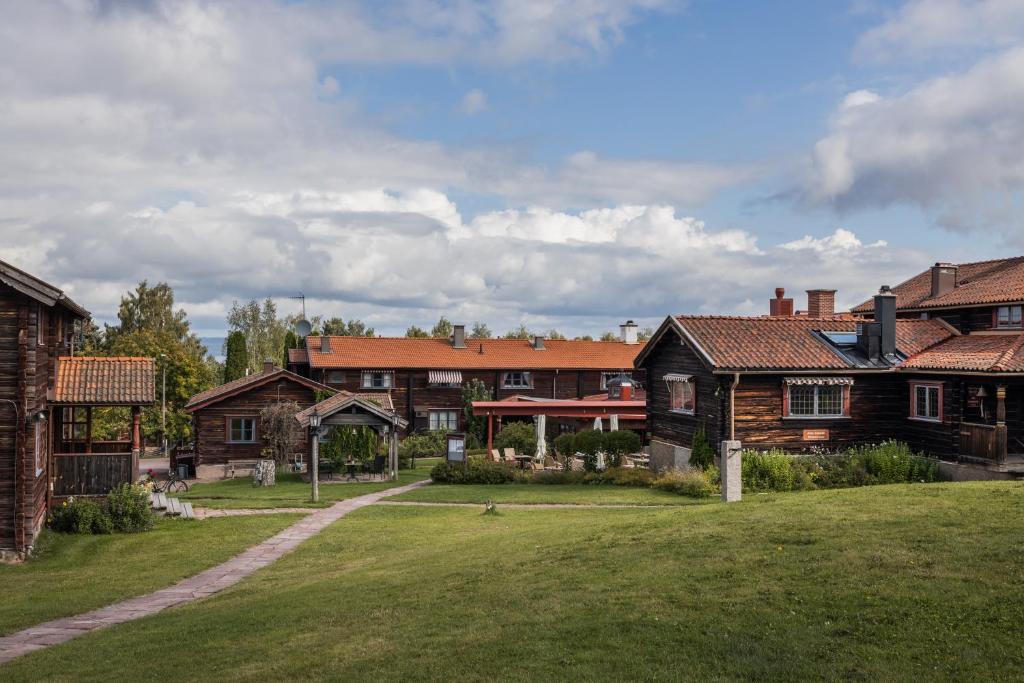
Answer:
[[287, 348, 308, 364], [852, 256, 1024, 312], [55, 357, 155, 405], [185, 365, 333, 411], [674, 316, 954, 371], [304, 336, 640, 370], [902, 333, 1024, 372]]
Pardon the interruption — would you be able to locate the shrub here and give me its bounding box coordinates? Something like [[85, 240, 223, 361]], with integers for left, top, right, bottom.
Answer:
[[400, 431, 448, 460], [49, 497, 112, 534], [742, 449, 796, 493], [430, 459, 515, 485], [494, 421, 538, 457], [106, 483, 155, 533], [689, 424, 716, 470], [529, 469, 588, 485], [553, 432, 576, 458], [652, 467, 720, 498], [573, 429, 605, 471], [597, 466, 654, 487], [604, 431, 641, 468]]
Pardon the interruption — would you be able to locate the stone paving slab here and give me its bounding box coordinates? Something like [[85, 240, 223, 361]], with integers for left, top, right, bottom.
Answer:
[[0, 479, 428, 667]]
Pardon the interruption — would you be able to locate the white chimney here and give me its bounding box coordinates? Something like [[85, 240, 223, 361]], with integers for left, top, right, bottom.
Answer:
[[620, 320, 638, 345]]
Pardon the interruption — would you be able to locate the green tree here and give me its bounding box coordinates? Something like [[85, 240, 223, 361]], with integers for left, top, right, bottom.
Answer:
[[282, 329, 298, 367], [227, 298, 288, 375], [470, 322, 492, 338], [574, 335, 594, 341], [431, 316, 453, 338], [462, 378, 491, 447], [103, 281, 216, 445], [546, 329, 566, 340], [599, 331, 619, 342], [405, 325, 429, 338], [638, 327, 655, 342], [494, 421, 538, 457], [503, 324, 531, 339], [223, 331, 248, 382], [322, 317, 374, 336]]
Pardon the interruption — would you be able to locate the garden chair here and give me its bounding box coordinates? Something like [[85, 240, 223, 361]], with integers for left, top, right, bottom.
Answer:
[[503, 448, 518, 463], [543, 455, 560, 471], [365, 455, 386, 480], [570, 457, 585, 472], [490, 449, 502, 462]]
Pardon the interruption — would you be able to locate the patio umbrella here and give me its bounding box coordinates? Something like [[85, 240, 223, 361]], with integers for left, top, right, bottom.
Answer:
[[593, 417, 603, 431], [535, 414, 547, 461], [609, 414, 619, 431]]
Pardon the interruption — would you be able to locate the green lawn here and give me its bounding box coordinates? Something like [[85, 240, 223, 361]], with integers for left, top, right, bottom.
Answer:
[[386, 482, 702, 505], [0, 514, 301, 636], [180, 459, 438, 509], [5, 481, 1024, 680]]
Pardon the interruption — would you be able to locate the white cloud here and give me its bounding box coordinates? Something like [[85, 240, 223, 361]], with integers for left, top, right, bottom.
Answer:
[[458, 89, 488, 115], [855, 0, 1024, 62], [780, 228, 887, 255]]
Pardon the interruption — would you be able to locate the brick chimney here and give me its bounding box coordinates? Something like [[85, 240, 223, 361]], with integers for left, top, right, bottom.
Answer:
[[807, 289, 837, 318], [452, 324, 466, 349], [533, 335, 546, 350], [619, 320, 638, 344], [320, 336, 330, 353], [262, 359, 275, 374], [769, 288, 794, 316], [930, 263, 957, 298]]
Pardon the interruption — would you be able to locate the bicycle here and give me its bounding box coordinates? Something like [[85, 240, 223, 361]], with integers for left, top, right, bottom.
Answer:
[[149, 469, 190, 494]]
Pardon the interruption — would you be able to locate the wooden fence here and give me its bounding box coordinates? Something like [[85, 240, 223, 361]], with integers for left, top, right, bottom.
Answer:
[[958, 422, 1007, 464], [53, 452, 135, 496]]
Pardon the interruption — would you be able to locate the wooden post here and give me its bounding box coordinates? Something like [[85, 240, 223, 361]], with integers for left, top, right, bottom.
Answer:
[[311, 430, 320, 503], [996, 385, 1006, 425], [486, 413, 493, 455], [996, 385, 1008, 464], [85, 406, 93, 454]]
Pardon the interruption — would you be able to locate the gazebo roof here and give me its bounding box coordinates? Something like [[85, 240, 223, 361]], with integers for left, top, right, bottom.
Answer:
[[54, 357, 155, 405], [295, 391, 408, 429]]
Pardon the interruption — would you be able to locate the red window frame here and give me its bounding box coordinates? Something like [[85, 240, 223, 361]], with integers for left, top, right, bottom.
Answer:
[[908, 382, 943, 422]]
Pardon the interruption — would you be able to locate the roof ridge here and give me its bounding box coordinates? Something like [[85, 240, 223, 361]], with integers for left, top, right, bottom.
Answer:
[[992, 333, 1024, 371]]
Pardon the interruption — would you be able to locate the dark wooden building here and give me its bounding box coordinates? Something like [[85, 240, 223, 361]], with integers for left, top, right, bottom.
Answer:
[[286, 323, 644, 435], [0, 260, 154, 560], [637, 260, 1024, 473]]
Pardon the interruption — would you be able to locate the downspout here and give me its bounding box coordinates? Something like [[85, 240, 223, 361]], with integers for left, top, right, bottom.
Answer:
[[730, 372, 741, 441]]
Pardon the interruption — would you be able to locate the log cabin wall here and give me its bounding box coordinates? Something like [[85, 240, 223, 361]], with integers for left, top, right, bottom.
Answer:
[[896, 306, 1002, 333], [641, 330, 722, 450], [193, 381, 319, 468], [311, 367, 646, 434]]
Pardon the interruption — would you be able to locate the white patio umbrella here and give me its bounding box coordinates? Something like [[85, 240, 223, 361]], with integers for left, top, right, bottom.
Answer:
[[609, 414, 619, 431], [593, 416, 603, 431], [535, 414, 547, 461]]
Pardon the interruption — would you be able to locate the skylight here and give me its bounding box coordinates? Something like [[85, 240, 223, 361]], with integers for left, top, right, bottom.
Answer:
[[822, 331, 858, 345]]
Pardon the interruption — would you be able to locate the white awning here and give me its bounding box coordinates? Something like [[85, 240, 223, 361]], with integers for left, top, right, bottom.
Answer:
[[662, 373, 693, 383], [429, 370, 463, 385], [783, 377, 854, 386]]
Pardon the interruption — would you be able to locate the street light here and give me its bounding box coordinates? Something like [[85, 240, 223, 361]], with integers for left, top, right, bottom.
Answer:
[[159, 353, 168, 457], [309, 409, 321, 503]]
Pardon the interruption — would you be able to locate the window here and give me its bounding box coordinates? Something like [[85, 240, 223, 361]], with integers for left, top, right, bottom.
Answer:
[[62, 407, 87, 443], [227, 417, 257, 443], [361, 371, 393, 389], [502, 371, 532, 389], [669, 379, 695, 414], [995, 305, 1023, 329], [601, 372, 631, 390], [429, 410, 459, 431], [910, 383, 942, 422], [327, 370, 346, 385], [784, 380, 850, 418], [34, 420, 46, 476]]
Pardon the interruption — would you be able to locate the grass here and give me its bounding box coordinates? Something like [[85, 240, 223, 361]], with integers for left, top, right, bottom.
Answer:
[[386, 482, 703, 505], [180, 458, 438, 509], [0, 514, 301, 636], [4, 481, 1024, 680]]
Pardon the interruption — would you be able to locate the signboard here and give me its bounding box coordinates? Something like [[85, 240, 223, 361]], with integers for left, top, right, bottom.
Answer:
[[446, 433, 466, 463], [802, 429, 830, 442], [966, 386, 982, 409]]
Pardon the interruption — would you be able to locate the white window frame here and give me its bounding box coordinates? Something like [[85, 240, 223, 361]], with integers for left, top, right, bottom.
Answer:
[[502, 371, 532, 389], [227, 417, 257, 443], [668, 379, 695, 415], [995, 305, 1023, 329], [785, 383, 847, 419], [361, 371, 394, 389], [428, 410, 459, 431], [910, 383, 942, 422]]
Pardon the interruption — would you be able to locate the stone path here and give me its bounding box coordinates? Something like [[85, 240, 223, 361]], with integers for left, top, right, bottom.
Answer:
[[0, 480, 428, 666]]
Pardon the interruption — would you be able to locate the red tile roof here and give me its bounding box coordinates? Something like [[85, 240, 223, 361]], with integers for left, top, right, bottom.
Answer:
[[902, 333, 1024, 372], [852, 257, 1024, 313], [294, 391, 404, 428], [303, 336, 640, 370], [55, 357, 155, 405], [674, 316, 954, 371], [185, 365, 333, 411], [287, 348, 308, 364]]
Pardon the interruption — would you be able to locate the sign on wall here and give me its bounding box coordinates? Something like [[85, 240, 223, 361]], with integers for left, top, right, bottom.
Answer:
[[446, 433, 466, 463], [802, 429, 830, 441]]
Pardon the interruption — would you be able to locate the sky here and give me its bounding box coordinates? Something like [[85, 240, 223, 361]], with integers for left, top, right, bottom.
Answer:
[[3, 0, 1024, 341]]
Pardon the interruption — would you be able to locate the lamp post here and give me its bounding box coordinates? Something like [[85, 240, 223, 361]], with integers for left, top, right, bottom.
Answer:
[[159, 353, 167, 457], [309, 409, 321, 503]]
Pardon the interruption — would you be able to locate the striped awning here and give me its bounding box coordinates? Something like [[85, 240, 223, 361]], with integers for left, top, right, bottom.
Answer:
[[429, 370, 463, 385], [783, 377, 854, 386], [662, 373, 693, 383]]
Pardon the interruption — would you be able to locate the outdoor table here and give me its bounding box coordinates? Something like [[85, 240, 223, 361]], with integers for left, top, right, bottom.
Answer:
[[344, 460, 359, 482], [514, 455, 534, 470]]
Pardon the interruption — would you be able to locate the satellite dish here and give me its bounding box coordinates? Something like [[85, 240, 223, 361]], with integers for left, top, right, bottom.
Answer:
[[294, 319, 312, 337]]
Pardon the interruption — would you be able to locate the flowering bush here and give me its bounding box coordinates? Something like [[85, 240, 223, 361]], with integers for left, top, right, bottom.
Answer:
[[49, 497, 113, 535], [106, 484, 154, 533]]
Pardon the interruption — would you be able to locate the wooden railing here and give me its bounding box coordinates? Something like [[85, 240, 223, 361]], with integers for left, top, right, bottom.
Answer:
[[53, 451, 135, 496], [959, 423, 1008, 464]]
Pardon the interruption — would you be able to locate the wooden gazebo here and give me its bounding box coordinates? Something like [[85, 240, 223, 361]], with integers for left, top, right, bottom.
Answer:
[[52, 356, 155, 497]]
